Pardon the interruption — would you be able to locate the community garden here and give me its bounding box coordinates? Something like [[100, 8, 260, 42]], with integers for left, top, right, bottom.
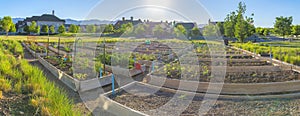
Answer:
[[3, 35, 300, 115]]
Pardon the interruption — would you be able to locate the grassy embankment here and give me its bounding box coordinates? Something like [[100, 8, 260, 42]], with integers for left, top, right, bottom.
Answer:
[[0, 40, 81, 115]]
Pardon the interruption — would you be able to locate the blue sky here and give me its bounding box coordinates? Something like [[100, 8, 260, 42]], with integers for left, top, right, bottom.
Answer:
[[0, 0, 299, 27]]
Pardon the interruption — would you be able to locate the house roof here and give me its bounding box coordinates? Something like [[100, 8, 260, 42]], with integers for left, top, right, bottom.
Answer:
[[175, 23, 196, 30], [114, 20, 143, 29], [24, 14, 65, 23]]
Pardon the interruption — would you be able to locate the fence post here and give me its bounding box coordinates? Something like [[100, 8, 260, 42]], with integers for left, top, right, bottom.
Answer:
[[111, 73, 115, 96], [99, 67, 102, 78], [152, 61, 155, 72], [270, 44, 272, 64]]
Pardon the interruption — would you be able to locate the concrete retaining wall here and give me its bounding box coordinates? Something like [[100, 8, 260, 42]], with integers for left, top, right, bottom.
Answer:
[[37, 55, 80, 91], [79, 74, 112, 92], [99, 81, 300, 115], [144, 74, 300, 95], [99, 82, 149, 116]]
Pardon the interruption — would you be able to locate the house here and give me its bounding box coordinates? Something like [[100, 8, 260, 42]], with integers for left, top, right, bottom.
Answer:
[[208, 19, 224, 25], [175, 22, 196, 31], [16, 10, 65, 33], [113, 17, 143, 29]]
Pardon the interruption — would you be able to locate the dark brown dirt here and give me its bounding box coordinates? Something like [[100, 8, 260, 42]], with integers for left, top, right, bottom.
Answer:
[[111, 86, 300, 116], [0, 92, 38, 116]]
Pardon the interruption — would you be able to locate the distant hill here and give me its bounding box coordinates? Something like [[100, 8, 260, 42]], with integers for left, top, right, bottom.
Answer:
[[12, 18, 115, 25], [65, 19, 115, 25], [12, 18, 25, 23]]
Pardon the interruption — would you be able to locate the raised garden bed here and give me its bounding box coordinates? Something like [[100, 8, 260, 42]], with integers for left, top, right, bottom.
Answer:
[[143, 44, 300, 95], [102, 82, 300, 115]]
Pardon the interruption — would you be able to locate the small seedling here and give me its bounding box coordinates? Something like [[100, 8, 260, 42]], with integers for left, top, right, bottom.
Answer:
[[178, 94, 186, 99]]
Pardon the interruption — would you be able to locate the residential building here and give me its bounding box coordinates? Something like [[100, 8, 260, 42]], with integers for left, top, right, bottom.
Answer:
[[16, 10, 65, 33]]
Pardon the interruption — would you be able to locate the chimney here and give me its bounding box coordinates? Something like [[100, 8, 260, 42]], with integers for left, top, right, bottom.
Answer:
[[122, 17, 125, 21], [130, 16, 133, 21], [52, 10, 55, 15]]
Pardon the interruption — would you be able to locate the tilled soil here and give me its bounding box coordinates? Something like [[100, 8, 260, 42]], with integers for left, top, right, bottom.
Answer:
[[153, 70, 300, 83], [111, 85, 300, 116]]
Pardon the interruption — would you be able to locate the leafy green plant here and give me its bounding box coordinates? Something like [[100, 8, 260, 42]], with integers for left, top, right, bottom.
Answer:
[[202, 65, 209, 76], [74, 73, 88, 80]]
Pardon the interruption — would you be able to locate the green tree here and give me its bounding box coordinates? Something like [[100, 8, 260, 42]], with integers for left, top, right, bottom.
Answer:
[[256, 27, 264, 35], [76, 26, 81, 33], [86, 25, 96, 33], [216, 22, 224, 35], [58, 25, 66, 33], [41, 25, 49, 33], [274, 16, 293, 39], [24, 25, 30, 34], [69, 24, 78, 33], [9, 24, 16, 33], [203, 24, 218, 36], [263, 28, 270, 36], [234, 2, 253, 42], [119, 23, 133, 36], [49, 25, 55, 34], [191, 27, 201, 37], [35, 25, 40, 34], [292, 25, 300, 37], [96, 25, 104, 33], [104, 24, 114, 33], [153, 25, 164, 38], [174, 25, 187, 38], [29, 21, 37, 33], [234, 18, 248, 42], [224, 12, 237, 38], [0, 16, 14, 35], [223, 2, 255, 42], [134, 24, 146, 37]]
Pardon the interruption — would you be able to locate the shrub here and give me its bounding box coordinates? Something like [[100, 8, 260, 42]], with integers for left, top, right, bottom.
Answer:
[[0, 91, 2, 99], [14, 81, 22, 93], [0, 78, 12, 92]]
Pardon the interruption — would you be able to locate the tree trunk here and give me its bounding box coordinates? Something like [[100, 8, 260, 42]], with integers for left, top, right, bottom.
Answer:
[[6, 31, 8, 39]]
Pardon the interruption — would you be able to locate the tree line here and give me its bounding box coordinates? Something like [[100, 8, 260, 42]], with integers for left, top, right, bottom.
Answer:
[[202, 2, 300, 43]]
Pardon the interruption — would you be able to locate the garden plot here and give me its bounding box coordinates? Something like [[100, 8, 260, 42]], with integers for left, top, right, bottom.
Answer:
[[23, 41, 150, 91], [23, 42, 47, 56], [102, 82, 300, 115], [181, 58, 269, 66], [143, 44, 300, 95]]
